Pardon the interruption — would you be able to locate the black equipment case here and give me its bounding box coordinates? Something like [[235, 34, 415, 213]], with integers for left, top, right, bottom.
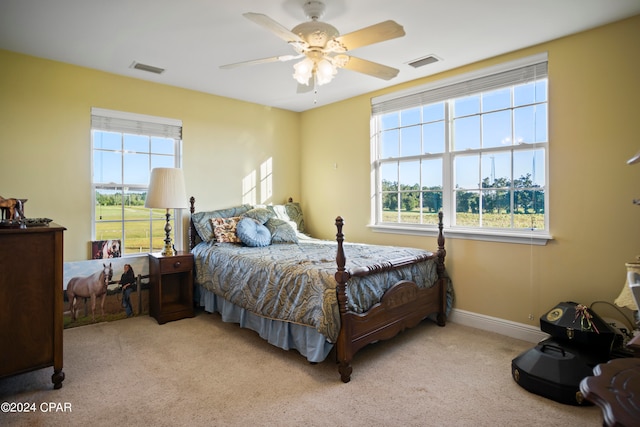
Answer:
[[539, 301, 616, 353], [511, 338, 608, 406]]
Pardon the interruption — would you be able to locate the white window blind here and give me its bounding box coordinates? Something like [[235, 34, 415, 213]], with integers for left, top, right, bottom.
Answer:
[[372, 53, 548, 115], [91, 107, 182, 139]]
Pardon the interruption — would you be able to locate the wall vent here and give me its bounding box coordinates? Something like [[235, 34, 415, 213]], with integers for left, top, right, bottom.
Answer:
[[408, 55, 441, 68], [130, 61, 165, 74]]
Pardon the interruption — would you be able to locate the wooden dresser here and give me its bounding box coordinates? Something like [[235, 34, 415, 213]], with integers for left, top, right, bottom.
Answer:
[[0, 224, 66, 389]]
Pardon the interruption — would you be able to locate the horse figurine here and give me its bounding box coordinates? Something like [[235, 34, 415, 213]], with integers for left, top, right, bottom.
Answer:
[[0, 196, 27, 221], [67, 263, 113, 321]]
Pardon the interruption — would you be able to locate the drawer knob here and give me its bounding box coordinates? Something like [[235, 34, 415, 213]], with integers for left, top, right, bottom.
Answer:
[[174, 261, 181, 268]]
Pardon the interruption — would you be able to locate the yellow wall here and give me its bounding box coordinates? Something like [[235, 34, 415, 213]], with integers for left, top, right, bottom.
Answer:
[[300, 15, 640, 326], [0, 51, 301, 260], [1, 15, 639, 327]]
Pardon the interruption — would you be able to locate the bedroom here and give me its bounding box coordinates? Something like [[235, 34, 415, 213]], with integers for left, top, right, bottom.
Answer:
[[0, 1, 639, 424]]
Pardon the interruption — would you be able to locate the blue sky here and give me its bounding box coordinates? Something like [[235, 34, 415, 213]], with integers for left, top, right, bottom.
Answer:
[[93, 131, 175, 187], [379, 80, 547, 190]]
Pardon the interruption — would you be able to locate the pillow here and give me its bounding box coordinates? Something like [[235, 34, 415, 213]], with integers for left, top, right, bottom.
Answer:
[[241, 207, 275, 225], [236, 217, 271, 247], [210, 217, 242, 243], [284, 202, 305, 234], [266, 202, 305, 234], [192, 204, 252, 242], [265, 218, 298, 244]]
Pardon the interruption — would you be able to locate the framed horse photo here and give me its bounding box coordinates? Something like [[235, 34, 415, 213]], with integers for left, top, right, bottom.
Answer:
[[63, 255, 149, 328], [91, 239, 121, 259]]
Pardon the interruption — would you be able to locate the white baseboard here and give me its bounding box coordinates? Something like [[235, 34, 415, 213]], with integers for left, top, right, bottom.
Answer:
[[449, 308, 548, 343]]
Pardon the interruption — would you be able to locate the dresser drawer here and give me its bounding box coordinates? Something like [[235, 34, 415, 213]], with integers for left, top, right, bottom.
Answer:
[[157, 255, 193, 274]]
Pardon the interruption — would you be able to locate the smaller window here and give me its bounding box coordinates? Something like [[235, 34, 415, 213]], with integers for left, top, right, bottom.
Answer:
[[91, 108, 183, 255]]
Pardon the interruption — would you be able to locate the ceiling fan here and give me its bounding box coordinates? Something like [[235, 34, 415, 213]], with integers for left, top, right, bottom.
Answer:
[[220, 1, 405, 91]]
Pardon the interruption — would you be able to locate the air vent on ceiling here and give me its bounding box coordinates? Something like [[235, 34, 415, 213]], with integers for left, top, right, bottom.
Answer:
[[407, 55, 441, 68], [130, 61, 165, 74]]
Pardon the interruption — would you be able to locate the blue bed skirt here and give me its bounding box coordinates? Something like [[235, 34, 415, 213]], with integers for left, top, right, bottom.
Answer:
[[197, 285, 334, 363]]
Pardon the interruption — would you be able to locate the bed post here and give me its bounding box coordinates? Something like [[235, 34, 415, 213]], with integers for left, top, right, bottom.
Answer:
[[334, 216, 350, 315], [436, 210, 448, 326], [334, 216, 353, 383], [189, 196, 196, 251], [436, 211, 446, 276]]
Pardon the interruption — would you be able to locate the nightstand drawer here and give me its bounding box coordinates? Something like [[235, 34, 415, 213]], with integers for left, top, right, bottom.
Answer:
[[158, 255, 193, 274]]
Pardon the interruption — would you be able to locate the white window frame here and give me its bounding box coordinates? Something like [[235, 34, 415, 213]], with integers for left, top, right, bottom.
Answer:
[[91, 107, 184, 254], [369, 53, 552, 245]]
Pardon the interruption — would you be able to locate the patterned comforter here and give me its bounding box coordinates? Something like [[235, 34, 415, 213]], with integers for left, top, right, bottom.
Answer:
[[193, 237, 440, 342]]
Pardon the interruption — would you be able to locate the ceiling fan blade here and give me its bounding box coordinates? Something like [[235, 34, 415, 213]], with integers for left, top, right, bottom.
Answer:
[[243, 12, 304, 44], [219, 54, 301, 69], [336, 20, 405, 51], [296, 83, 314, 94], [342, 56, 400, 80]]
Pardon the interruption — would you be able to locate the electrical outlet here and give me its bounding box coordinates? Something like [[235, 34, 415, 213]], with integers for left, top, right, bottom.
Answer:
[[528, 314, 534, 321]]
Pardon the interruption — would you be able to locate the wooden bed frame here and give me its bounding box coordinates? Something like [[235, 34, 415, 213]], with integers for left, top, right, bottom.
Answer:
[[189, 197, 449, 383]]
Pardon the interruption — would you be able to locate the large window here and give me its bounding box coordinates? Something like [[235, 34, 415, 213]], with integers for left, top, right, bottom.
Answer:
[[91, 108, 183, 255], [371, 54, 550, 244]]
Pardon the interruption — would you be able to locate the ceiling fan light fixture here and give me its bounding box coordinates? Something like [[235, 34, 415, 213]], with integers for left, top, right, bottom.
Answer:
[[293, 57, 314, 85], [315, 58, 337, 85]]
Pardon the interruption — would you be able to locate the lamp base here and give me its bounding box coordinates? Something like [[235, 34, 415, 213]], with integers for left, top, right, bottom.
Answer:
[[162, 210, 175, 257]]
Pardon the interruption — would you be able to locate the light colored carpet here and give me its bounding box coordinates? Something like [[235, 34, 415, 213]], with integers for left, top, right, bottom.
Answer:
[[0, 311, 602, 426]]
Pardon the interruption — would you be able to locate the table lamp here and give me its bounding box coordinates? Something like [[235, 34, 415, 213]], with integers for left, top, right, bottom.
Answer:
[[145, 167, 187, 256]]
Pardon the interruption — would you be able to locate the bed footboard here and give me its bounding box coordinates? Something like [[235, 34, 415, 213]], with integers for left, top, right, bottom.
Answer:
[[334, 212, 447, 383]]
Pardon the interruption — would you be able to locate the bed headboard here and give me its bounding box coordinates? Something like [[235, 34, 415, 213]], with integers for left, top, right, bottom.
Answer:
[[188, 196, 296, 251]]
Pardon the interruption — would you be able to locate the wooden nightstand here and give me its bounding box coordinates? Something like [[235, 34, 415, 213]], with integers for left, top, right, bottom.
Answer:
[[148, 251, 194, 324]]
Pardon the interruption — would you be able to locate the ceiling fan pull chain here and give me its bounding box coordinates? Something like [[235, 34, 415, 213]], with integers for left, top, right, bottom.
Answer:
[[313, 75, 319, 104]]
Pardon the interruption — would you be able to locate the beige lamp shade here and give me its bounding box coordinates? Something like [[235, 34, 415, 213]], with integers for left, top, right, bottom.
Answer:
[[145, 168, 187, 209]]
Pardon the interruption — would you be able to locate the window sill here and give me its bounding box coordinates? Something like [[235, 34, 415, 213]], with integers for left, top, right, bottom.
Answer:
[[368, 224, 552, 246]]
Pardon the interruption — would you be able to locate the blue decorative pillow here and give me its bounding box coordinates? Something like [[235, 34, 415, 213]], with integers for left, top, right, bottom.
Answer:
[[265, 218, 298, 244], [236, 217, 271, 247]]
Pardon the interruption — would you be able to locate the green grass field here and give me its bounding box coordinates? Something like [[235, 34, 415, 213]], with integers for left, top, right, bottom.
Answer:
[[382, 210, 543, 229], [95, 205, 169, 254], [97, 206, 543, 255]]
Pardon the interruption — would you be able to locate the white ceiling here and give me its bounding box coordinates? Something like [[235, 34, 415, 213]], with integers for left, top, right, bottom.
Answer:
[[1, 0, 639, 112]]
